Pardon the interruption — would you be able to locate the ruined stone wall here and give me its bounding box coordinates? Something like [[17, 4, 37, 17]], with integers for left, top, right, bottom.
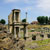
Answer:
[[8, 12, 13, 24]]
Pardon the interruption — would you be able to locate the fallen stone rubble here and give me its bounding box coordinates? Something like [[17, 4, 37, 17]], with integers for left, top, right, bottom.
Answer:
[[0, 32, 25, 50]]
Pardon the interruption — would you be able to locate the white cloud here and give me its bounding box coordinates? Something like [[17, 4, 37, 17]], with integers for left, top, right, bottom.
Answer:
[[37, 0, 50, 11]]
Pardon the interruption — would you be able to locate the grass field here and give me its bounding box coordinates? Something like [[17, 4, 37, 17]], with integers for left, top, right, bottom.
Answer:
[[25, 39, 50, 50], [26, 44, 50, 50], [26, 45, 50, 50], [28, 25, 50, 28]]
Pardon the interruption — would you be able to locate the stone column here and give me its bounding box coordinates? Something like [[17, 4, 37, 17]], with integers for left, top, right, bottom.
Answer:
[[14, 12, 16, 22], [18, 27, 20, 38], [25, 26, 28, 37], [14, 27, 17, 38], [24, 26, 26, 38], [24, 25, 28, 39], [18, 12, 20, 22]]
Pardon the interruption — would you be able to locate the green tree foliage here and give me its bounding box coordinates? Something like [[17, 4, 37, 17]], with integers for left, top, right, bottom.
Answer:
[[49, 17, 50, 21], [41, 16, 45, 24], [0, 19, 6, 25], [37, 16, 41, 24], [45, 16, 48, 24], [22, 19, 26, 22], [48, 17, 50, 24], [37, 16, 48, 25], [0, 21, 1, 23]]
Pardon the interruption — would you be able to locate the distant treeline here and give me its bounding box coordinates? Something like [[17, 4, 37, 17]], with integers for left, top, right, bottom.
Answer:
[[37, 16, 50, 25]]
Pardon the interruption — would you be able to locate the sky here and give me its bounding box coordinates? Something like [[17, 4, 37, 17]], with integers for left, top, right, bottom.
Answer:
[[0, 0, 50, 24]]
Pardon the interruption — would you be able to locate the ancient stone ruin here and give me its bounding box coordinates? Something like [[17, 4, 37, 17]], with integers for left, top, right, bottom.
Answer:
[[8, 9, 29, 39]]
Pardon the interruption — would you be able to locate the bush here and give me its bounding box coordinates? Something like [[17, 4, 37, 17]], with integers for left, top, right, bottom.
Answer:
[[22, 19, 26, 22], [0, 19, 6, 25]]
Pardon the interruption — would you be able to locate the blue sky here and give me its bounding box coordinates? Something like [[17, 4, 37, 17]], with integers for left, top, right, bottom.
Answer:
[[0, 0, 50, 24]]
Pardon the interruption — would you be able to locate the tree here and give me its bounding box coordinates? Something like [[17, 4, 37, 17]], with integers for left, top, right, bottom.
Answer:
[[49, 17, 50, 21], [45, 16, 48, 24], [48, 17, 50, 24], [41, 16, 45, 24], [22, 19, 26, 22], [0, 21, 1, 23], [37, 16, 48, 25], [37, 16, 42, 24], [0, 19, 6, 25]]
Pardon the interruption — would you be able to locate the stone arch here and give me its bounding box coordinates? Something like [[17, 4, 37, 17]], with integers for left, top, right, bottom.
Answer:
[[47, 34, 50, 38], [32, 35, 36, 40], [40, 34, 44, 38]]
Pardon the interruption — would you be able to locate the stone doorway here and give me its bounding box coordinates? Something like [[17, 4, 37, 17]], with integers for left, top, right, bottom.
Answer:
[[32, 35, 36, 40], [47, 34, 50, 38], [15, 12, 20, 22], [40, 34, 44, 38]]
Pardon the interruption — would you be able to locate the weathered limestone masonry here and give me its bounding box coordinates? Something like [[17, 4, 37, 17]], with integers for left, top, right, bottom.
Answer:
[[8, 9, 29, 39]]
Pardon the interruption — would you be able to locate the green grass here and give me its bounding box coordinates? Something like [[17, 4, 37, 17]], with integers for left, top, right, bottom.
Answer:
[[27, 39, 50, 46], [25, 39, 50, 50], [33, 44, 50, 50], [26, 45, 50, 50], [34, 39, 50, 46]]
